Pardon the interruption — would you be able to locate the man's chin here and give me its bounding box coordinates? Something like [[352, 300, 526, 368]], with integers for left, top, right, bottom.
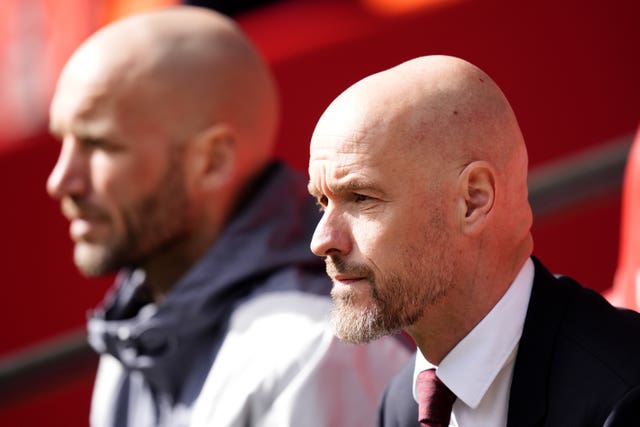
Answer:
[[330, 301, 384, 344], [73, 242, 121, 277], [331, 281, 371, 303]]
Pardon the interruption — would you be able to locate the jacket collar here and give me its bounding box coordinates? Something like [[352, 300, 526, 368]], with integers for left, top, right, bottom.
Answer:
[[86, 162, 326, 399], [506, 257, 571, 427]]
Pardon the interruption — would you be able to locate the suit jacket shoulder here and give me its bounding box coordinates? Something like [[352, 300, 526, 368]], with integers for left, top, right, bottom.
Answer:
[[377, 258, 640, 427], [507, 257, 640, 427]]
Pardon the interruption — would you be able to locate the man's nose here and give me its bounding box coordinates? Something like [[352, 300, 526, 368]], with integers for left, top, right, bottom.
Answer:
[[310, 209, 351, 257], [46, 138, 88, 200]]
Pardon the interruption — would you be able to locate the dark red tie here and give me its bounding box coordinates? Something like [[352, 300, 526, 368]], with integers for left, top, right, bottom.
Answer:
[[417, 368, 457, 426]]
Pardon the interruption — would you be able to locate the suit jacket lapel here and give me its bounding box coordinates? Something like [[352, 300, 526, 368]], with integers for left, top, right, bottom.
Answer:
[[506, 257, 571, 427]]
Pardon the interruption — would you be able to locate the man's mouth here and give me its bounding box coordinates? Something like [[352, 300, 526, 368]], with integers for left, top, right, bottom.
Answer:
[[333, 274, 367, 285], [69, 217, 110, 242], [61, 200, 109, 242]]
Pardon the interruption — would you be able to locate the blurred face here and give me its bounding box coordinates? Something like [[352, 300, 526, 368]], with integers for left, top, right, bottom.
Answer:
[[47, 65, 193, 277], [308, 102, 457, 344]]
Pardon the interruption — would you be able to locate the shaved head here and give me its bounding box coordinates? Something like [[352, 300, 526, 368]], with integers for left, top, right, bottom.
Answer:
[[54, 6, 279, 173], [315, 56, 526, 180], [309, 56, 533, 355], [312, 55, 531, 246]]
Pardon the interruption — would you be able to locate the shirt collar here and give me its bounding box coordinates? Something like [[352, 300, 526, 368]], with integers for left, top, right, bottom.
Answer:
[[413, 258, 534, 408]]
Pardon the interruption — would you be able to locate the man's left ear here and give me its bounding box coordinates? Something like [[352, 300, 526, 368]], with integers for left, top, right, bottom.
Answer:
[[187, 124, 236, 192], [456, 161, 495, 234]]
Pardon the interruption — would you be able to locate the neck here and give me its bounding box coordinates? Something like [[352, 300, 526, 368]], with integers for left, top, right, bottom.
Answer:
[[407, 234, 533, 365], [140, 179, 244, 302], [141, 211, 230, 303], [143, 253, 199, 304]]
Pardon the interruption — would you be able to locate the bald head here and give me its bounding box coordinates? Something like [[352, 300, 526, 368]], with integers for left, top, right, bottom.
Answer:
[[54, 6, 279, 174], [312, 56, 531, 237], [316, 55, 525, 174]]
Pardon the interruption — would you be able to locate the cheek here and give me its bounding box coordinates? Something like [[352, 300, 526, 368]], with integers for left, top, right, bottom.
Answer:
[[361, 213, 430, 266], [90, 150, 167, 204], [89, 154, 123, 204], [350, 217, 401, 269]]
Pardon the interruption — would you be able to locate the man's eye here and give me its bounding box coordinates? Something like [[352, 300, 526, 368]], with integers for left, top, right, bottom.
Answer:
[[354, 194, 370, 203], [82, 137, 123, 152], [83, 138, 108, 148]]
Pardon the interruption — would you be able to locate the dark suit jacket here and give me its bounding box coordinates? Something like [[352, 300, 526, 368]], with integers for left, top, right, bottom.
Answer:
[[377, 257, 640, 427]]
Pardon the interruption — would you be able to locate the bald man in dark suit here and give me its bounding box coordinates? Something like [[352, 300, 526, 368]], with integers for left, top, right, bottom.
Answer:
[[306, 55, 640, 427]]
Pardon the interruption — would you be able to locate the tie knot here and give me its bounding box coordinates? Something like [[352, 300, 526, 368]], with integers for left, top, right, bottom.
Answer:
[[417, 369, 457, 426]]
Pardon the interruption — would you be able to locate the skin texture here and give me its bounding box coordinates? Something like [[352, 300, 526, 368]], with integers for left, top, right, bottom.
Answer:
[[47, 6, 279, 302], [308, 55, 533, 364]]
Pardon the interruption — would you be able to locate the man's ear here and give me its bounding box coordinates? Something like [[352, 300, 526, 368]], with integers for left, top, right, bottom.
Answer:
[[456, 161, 495, 234], [187, 124, 236, 192]]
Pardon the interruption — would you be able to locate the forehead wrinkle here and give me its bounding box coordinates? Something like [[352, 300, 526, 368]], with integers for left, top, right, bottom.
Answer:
[[310, 111, 388, 194], [311, 144, 387, 190], [317, 159, 381, 198]]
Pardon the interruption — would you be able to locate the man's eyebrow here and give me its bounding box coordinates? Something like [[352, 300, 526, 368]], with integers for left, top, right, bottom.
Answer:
[[307, 178, 379, 196], [335, 179, 377, 193]]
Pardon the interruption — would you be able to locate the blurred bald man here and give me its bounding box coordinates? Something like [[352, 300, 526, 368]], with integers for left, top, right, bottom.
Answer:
[[47, 6, 410, 427], [307, 55, 640, 427]]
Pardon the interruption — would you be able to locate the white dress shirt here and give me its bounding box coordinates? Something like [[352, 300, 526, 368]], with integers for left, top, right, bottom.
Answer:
[[413, 258, 535, 427]]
